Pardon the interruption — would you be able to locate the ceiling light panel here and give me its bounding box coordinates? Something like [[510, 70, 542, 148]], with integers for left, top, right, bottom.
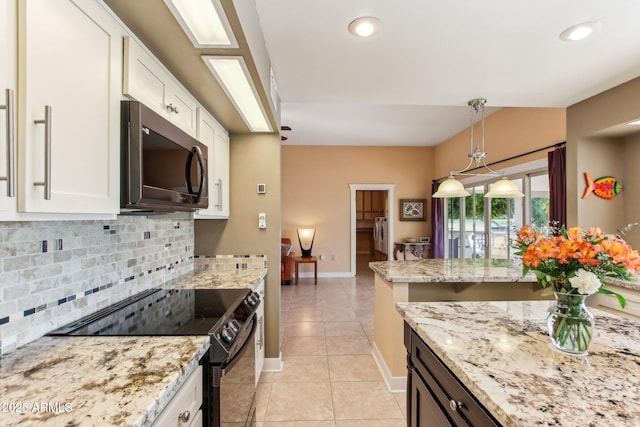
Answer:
[[165, 0, 238, 48], [203, 56, 272, 132]]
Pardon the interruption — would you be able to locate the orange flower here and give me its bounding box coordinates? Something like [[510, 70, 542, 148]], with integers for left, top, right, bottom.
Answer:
[[516, 225, 540, 244], [534, 237, 559, 260], [522, 245, 541, 268]]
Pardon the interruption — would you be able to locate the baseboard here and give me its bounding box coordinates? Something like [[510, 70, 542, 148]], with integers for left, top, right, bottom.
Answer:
[[296, 272, 354, 279], [262, 353, 284, 372], [372, 343, 407, 393]]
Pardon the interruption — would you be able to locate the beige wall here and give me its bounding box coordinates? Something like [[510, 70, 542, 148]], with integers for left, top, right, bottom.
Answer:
[[195, 133, 282, 359], [567, 76, 640, 248], [282, 146, 435, 273], [433, 108, 566, 179]]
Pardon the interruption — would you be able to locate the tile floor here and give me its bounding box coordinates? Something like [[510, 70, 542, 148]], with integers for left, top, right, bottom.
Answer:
[[256, 255, 407, 426]]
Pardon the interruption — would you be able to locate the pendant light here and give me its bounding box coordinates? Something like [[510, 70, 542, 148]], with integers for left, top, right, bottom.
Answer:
[[433, 98, 524, 199]]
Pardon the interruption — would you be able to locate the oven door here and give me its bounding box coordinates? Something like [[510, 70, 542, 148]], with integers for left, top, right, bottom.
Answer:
[[212, 315, 257, 427]]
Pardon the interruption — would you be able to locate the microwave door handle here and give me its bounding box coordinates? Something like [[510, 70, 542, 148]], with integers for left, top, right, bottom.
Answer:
[[185, 146, 206, 203]]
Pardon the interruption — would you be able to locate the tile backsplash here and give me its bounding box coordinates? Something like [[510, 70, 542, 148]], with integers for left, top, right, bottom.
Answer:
[[0, 216, 194, 355]]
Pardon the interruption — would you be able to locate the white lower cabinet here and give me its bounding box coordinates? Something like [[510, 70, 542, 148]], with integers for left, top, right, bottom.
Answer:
[[123, 36, 198, 138], [152, 365, 203, 427], [17, 0, 121, 216], [194, 108, 230, 219], [255, 279, 265, 385]]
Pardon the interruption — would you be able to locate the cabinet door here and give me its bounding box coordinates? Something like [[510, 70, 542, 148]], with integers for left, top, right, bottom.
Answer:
[[166, 81, 198, 138], [123, 37, 198, 138], [194, 108, 229, 219], [411, 370, 451, 427], [18, 0, 120, 214], [0, 0, 17, 218], [213, 131, 230, 217]]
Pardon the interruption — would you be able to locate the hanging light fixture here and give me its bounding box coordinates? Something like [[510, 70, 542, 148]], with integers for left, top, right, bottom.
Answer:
[[433, 98, 524, 199]]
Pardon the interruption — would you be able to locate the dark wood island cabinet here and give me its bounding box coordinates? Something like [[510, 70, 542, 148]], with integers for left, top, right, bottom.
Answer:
[[404, 322, 499, 427]]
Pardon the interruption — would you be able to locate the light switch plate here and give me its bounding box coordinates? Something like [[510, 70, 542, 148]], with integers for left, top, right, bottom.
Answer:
[[258, 213, 267, 229]]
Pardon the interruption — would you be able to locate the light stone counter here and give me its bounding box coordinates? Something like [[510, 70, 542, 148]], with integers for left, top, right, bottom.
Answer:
[[369, 258, 533, 283], [161, 267, 267, 291], [369, 259, 547, 391], [0, 264, 266, 426], [369, 258, 640, 390], [397, 300, 640, 427], [0, 335, 209, 426]]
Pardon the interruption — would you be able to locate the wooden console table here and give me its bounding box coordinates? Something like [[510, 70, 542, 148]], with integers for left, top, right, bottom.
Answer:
[[295, 256, 318, 285]]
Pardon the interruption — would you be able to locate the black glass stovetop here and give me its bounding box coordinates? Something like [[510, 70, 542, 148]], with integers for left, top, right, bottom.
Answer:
[[48, 288, 251, 337]]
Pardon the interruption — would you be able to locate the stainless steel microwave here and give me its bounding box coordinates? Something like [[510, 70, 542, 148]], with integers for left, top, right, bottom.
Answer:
[[121, 101, 208, 213]]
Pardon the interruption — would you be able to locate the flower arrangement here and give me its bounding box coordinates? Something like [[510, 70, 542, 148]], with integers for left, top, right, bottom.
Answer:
[[514, 224, 640, 353], [514, 224, 640, 307]]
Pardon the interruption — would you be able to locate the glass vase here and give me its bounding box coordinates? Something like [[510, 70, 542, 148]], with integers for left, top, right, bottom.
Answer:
[[546, 292, 594, 355]]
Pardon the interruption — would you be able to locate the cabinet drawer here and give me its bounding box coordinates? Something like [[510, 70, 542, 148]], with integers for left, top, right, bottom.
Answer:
[[152, 366, 203, 427], [410, 327, 499, 426]]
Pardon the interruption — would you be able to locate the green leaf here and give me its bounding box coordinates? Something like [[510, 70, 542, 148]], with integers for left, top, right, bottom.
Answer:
[[598, 288, 627, 309]]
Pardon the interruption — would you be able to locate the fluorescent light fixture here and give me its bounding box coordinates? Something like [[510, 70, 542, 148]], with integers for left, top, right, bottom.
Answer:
[[164, 0, 237, 48], [348, 16, 382, 38], [627, 119, 640, 126], [203, 56, 272, 132], [559, 21, 602, 42]]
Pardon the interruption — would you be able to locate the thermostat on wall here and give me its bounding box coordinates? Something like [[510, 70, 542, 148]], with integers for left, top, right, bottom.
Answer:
[[257, 183, 266, 194]]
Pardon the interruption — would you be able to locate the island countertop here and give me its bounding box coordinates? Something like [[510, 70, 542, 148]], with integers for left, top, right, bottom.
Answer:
[[397, 300, 640, 426], [369, 258, 640, 292], [369, 258, 534, 283], [0, 335, 209, 426]]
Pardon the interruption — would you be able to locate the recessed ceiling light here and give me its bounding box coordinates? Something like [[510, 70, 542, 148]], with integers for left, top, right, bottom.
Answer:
[[348, 16, 382, 38], [559, 21, 602, 41]]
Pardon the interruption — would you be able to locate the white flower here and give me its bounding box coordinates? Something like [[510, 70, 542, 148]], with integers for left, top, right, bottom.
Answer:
[[569, 270, 601, 295]]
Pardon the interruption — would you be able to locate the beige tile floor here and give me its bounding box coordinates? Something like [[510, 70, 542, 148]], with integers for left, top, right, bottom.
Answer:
[[256, 255, 407, 426]]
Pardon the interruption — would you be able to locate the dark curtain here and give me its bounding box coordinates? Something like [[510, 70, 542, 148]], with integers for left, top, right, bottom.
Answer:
[[431, 182, 444, 258], [548, 145, 567, 229]]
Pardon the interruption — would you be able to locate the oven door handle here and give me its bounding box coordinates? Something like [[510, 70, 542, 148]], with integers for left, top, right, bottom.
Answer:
[[220, 314, 257, 374]]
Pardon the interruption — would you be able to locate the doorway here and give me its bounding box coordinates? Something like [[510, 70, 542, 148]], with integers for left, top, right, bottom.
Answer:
[[349, 184, 395, 276]]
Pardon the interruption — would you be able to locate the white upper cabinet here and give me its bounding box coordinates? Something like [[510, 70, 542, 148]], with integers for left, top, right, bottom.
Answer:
[[17, 0, 121, 216], [0, 1, 17, 218], [123, 36, 198, 138], [194, 108, 230, 219]]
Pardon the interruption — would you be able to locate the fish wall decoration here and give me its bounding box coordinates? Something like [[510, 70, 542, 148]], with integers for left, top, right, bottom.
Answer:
[[581, 172, 622, 200]]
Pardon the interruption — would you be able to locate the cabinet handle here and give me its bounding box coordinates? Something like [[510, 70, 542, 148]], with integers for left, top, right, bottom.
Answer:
[[166, 103, 179, 114], [215, 178, 223, 210], [178, 410, 190, 423], [257, 317, 263, 348], [33, 106, 52, 200], [0, 89, 15, 197], [449, 399, 464, 412]]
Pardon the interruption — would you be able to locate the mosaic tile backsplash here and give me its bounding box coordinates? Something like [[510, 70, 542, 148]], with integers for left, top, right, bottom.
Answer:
[[0, 216, 195, 355]]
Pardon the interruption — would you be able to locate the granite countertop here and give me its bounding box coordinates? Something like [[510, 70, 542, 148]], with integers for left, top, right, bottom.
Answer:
[[0, 336, 209, 426], [161, 267, 267, 290], [370, 258, 640, 292], [397, 300, 640, 427], [0, 266, 266, 426], [369, 258, 534, 283]]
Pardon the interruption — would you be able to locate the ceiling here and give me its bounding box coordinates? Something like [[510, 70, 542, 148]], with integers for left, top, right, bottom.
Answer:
[[104, 1, 640, 147], [255, 0, 640, 146]]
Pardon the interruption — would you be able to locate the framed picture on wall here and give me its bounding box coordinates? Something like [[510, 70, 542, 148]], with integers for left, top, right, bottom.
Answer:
[[399, 199, 426, 221]]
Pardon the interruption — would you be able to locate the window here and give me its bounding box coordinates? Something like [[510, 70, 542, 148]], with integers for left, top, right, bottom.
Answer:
[[443, 171, 548, 260]]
